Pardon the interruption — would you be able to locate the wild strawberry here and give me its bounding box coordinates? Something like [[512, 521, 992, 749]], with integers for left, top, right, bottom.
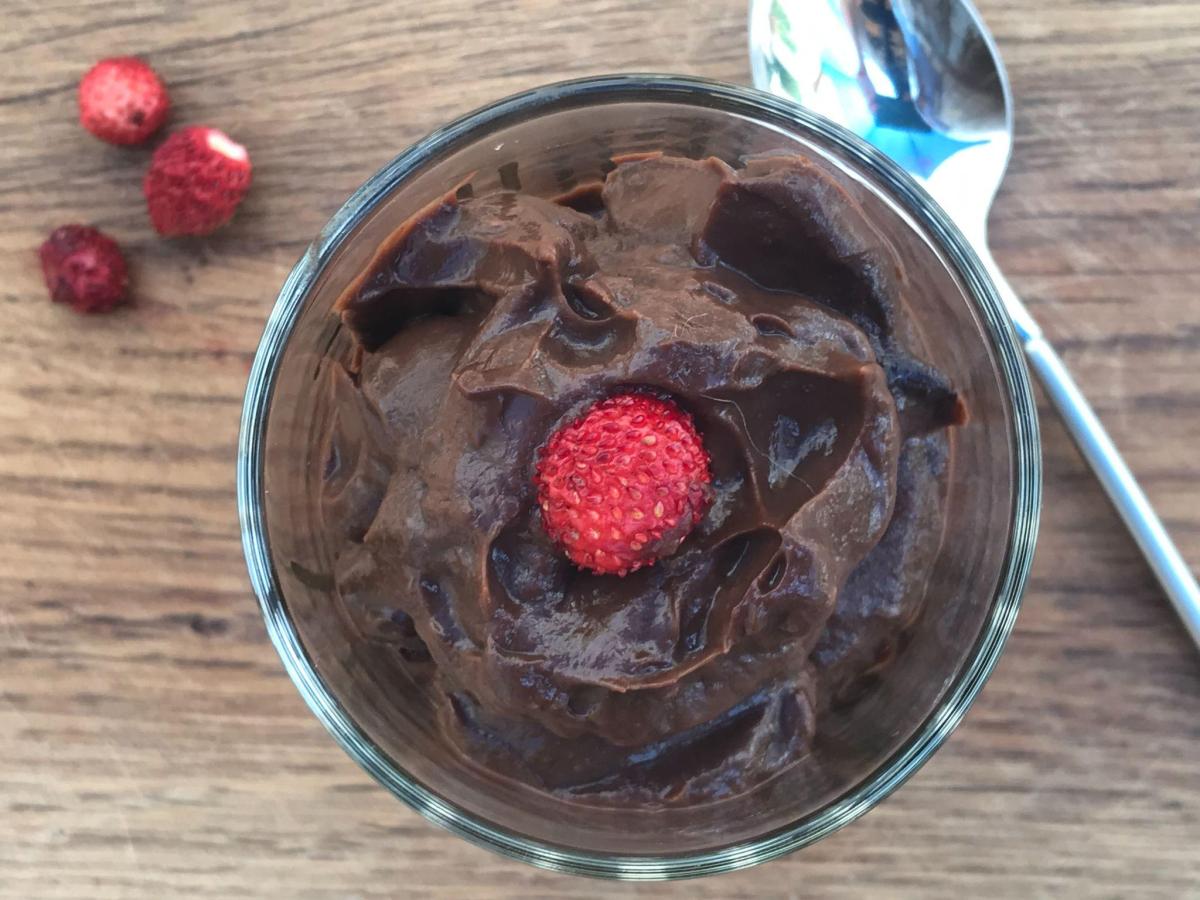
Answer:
[[534, 393, 712, 576], [78, 57, 169, 146], [38, 225, 129, 314], [143, 126, 252, 236]]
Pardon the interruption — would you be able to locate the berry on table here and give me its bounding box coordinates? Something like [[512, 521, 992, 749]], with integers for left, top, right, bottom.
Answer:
[[143, 126, 252, 236], [78, 57, 169, 146], [38, 225, 129, 314]]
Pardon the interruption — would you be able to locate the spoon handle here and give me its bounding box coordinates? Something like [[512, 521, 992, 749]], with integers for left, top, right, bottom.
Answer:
[[981, 253, 1200, 648]]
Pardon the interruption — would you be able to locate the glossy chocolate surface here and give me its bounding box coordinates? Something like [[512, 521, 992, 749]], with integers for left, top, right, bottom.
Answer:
[[321, 154, 962, 806]]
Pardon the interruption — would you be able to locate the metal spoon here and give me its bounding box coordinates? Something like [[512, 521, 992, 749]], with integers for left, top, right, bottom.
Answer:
[[749, 0, 1200, 647]]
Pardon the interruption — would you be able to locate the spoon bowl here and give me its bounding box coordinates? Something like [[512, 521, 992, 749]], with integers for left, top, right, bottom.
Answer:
[[750, 0, 1009, 238]]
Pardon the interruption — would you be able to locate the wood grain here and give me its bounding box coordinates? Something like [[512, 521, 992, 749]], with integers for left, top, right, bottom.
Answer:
[[1, 0, 1198, 896]]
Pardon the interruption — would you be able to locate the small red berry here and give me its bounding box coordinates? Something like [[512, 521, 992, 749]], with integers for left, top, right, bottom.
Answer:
[[38, 225, 129, 314], [78, 57, 169, 146], [143, 126, 252, 236], [534, 393, 712, 576]]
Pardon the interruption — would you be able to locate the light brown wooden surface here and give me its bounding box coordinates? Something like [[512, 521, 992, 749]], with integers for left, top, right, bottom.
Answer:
[[2, 0, 1198, 896]]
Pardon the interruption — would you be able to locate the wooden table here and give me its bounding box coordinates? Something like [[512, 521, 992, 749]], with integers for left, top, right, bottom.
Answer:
[[2, 0, 1198, 896]]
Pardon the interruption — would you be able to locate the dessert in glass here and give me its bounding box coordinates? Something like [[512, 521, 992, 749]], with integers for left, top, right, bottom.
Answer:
[[238, 75, 1040, 879]]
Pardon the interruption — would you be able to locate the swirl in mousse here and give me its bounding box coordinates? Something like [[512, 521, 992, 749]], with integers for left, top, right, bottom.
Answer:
[[320, 153, 966, 806]]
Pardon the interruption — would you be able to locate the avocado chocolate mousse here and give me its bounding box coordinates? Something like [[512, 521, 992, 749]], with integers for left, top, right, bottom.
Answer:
[[318, 152, 964, 807]]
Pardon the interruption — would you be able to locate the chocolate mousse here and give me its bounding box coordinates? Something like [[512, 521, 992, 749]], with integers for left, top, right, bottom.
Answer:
[[320, 153, 964, 807]]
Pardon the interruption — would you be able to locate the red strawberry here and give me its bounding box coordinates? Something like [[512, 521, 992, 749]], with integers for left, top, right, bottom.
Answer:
[[535, 393, 712, 576], [38, 225, 129, 314], [143, 126, 252, 236], [78, 57, 169, 146]]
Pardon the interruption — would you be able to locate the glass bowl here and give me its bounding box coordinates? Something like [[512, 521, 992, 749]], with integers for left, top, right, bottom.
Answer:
[[238, 74, 1040, 880]]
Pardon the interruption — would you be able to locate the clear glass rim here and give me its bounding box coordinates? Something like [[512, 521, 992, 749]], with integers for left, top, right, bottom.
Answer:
[[237, 74, 1042, 881]]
